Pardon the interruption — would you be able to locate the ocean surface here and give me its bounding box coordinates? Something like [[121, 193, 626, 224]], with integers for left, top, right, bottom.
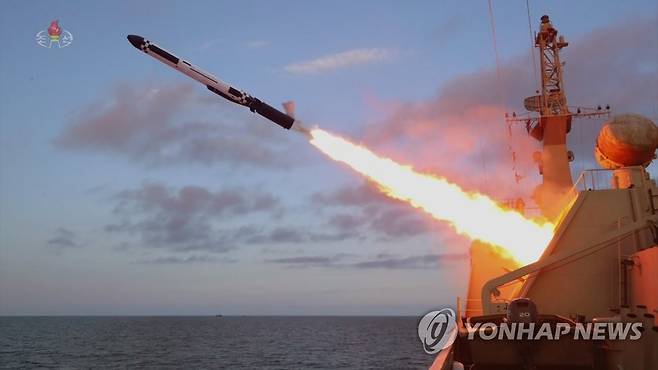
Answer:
[[0, 316, 434, 369]]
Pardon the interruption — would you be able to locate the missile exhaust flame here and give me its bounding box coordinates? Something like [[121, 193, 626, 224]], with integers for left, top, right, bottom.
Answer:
[[308, 128, 555, 265], [126, 34, 555, 265]]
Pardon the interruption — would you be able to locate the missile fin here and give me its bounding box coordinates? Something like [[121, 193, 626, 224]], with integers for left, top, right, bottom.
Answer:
[[282, 101, 296, 118]]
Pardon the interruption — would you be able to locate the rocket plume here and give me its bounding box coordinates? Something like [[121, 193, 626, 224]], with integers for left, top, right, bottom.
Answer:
[[126, 34, 555, 265], [308, 128, 555, 265]]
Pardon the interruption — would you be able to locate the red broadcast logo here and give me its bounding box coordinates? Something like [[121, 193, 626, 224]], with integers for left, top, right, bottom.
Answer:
[[36, 20, 73, 48]]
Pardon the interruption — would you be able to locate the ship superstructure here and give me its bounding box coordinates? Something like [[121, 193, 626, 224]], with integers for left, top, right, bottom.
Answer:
[[433, 15, 658, 370]]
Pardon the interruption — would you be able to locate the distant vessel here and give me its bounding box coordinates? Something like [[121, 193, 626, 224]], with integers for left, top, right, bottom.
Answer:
[[432, 14, 658, 370], [215, 314, 223, 318]]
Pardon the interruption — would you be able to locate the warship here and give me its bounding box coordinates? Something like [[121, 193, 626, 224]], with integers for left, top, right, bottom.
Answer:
[[431, 15, 658, 370]]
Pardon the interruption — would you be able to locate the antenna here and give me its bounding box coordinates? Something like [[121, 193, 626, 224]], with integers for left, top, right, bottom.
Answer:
[[505, 15, 610, 139], [504, 15, 611, 219]]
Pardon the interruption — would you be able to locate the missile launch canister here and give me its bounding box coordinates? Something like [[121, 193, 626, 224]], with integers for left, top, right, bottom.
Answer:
[[127, 35, 295, 130]]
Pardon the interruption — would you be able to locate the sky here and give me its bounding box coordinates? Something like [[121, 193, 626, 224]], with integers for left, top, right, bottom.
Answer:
[[0, 0, 656, 315]]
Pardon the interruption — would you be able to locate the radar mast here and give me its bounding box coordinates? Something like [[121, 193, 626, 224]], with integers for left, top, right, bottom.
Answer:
[[506, 15, 610, 218]]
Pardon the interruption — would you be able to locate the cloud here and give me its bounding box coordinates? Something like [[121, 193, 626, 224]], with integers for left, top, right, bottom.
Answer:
[[55, 81, 297, 168], [266, 252, 468, 269], [244, 226, 305, 244], [326, 213, 366, 232], [244, 226, 360, 245], [563, 18, 657, 116], [370, 208, 431, 239], [311, 181, 391, 206], [266, 255, 342, 268], [310, 181, 434, 240], [285, 48, 395, 74], [105, 183, 361, 255], [47, 228, 79, 249], [135, 255, 236, 264], [106, 183, 281, 253], [352, 253, 468, 269]]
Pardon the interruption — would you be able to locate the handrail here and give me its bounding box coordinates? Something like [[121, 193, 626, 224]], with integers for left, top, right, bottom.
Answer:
[[481, 220, 648, 314], [572, 166, 646, 192]]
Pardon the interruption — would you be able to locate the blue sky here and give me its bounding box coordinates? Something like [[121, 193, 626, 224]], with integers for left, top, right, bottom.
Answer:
[[1, 0, 656, 315]]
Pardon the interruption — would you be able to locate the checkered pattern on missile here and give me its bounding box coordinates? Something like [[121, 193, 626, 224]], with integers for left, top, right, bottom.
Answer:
[[236, 92, 250, 105], [140, 40, 151, 53]]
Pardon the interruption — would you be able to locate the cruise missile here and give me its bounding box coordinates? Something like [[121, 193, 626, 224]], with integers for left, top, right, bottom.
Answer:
[[127, 35, 296, 130]]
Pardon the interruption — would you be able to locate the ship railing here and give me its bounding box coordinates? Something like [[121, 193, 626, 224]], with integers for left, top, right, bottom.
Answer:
[[573, 168, 613, 192], [480, 216, 650, 315], [459, 297, 510, 318], [572, 167, 646, 193]]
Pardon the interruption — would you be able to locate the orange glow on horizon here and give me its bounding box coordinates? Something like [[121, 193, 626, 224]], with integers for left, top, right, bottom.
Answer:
[[309, 128, 555, 265]]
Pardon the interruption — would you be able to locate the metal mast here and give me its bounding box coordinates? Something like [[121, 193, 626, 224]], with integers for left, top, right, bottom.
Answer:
[[506, 15, 609, 218], [536, 15, 569, 117]]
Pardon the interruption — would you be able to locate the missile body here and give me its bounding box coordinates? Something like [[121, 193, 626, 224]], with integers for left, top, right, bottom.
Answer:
[[127, 35, 295, 130]]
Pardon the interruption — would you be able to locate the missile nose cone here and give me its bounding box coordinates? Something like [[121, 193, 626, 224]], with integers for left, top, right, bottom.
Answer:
[[127, 35, 145, 49]]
